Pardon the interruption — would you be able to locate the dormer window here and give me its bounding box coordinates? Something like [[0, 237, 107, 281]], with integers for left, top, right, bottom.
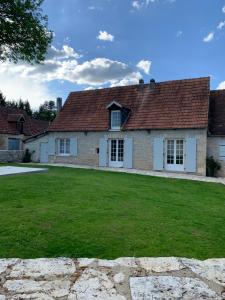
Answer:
[[111, 110, 121, 130], [107, 100, 130, 131]]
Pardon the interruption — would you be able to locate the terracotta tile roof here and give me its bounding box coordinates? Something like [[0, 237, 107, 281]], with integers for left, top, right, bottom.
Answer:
[[0, 106, 49, 136], [209, 90, 225, 136], [7, 113, 24, 122], [49, 77, 210, 132]]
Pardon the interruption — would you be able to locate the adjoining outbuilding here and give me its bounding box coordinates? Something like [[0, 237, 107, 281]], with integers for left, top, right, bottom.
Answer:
[[0, 106, 49, 162]]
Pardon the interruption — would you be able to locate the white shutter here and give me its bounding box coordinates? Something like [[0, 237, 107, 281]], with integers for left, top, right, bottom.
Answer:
[[48, 137, 55, 155], [124, 137, 133, 168], [219, 144, 225, 160], [153, 138, 164, 171], [70, 138, 78, 156], [186, 138, 197, 172], [99, 138, 108, 167]]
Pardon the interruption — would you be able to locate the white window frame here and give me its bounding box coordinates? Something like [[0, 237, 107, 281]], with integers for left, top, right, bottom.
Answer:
[[111, 110, 121, 130], [58, 138, 70, 156], [165, 139, 185, 172], [109, 139, 124, 168]]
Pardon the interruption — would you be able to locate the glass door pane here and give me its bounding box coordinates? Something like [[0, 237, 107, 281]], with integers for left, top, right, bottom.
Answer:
[[111, 140, 117, 161], [118, 139, 124, 162], [167, 140, 174, 164], [176, 140, 184, 165]]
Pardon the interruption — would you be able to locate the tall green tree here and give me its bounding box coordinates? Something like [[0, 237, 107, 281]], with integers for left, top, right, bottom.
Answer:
[[0, 0, 52, 63], [0, 91, 6, 106], [33, 100, 56, 121]]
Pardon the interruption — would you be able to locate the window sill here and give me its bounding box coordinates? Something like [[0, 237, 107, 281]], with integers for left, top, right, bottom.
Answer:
[[109, 128, 121, 132], [56, 154, 71, 157]]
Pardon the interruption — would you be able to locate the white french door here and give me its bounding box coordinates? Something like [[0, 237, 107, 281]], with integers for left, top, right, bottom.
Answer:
[[165, 139, 184, 171], [109, 139, 124, 168]]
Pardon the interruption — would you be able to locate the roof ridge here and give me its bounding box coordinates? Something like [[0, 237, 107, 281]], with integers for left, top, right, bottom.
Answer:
[[68, 76, 210, 95]]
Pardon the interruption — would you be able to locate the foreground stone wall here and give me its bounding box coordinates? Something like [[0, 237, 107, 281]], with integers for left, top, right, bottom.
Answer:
[[1, 257, 225, 299]]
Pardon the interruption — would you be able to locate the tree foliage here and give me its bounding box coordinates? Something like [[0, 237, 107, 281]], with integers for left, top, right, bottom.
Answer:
[[0, 91, 56, 121], [0, 91, 6, 106], [0, 0, 52, 63], [33, 100, 57, 121]]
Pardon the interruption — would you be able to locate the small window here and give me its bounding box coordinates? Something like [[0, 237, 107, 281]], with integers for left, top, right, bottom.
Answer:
[[58, 138, 70, 155], [8, 138, 20, 150], [111, 110, 121, 130]]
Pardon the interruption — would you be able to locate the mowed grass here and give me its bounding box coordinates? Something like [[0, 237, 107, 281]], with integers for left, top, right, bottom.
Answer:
[[0, 165, 225, 259]]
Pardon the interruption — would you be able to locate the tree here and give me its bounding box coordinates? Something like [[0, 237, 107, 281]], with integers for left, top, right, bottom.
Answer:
[[33, 100, 56, 121], [18, 99, 32, 116], [0, 0, 52, 63], [0, 92, 33, 116], [0, 91, 6, 106]]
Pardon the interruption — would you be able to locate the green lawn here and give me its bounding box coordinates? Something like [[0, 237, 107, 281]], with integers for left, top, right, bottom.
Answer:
[[0, 164, 225, 259]]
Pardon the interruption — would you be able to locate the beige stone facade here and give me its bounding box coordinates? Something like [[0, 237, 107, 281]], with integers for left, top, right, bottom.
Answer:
[[0, 134, 24, 162], [0, 134, 23, 150], [26, 129, 207, 175]]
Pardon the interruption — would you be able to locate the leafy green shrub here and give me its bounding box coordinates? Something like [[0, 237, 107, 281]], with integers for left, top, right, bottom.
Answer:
[[206, 156, 221, 177], [22, 149, 34, 163]]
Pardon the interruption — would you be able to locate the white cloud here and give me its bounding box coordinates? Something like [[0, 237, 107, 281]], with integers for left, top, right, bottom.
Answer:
[[203, 31, 214, 42], [132, 0, 174, 10], [97, 30, 114, 42], [0, 70, 54, 109], [0, 44, 151, 108], [145, 0, 155, 4], [222, 6, 225, 13], [68, 58, 134, 85], [176, 30, 183, 37], [132, 1, 142, 10], [110, 72, 142, 87], [46, 45, 81, 60], [217, 21, 225, 30], [136, 60, 151, 74], [217, 81, 225, 89]]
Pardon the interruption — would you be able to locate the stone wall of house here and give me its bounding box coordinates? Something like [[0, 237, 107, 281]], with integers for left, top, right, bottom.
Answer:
[[207, 136, 225, 177], [25, 135, 49, 162], [44, 129, 207, 175], [0, 134, 24, 162], [0, 134, 24, 151], [0, 257, 225, 299], [0, 150, 24, 163]]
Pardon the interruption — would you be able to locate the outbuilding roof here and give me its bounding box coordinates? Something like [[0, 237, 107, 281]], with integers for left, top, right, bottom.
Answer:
[[0, 106, 49, 136], [49, 77, 210, 132], [209, 90, 225, 136]]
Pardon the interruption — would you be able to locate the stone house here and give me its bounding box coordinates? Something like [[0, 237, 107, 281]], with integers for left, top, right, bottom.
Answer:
[[0, 106, 49, 162], [25, 76, 225, 176]]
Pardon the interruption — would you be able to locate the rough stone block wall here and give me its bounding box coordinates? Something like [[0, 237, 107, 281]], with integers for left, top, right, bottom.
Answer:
[[0, 257, 225, 299], [0, 151, 24, 163]]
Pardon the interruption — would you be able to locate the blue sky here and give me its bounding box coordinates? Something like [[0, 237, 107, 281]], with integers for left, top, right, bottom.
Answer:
[[1, 0, 225, 107]]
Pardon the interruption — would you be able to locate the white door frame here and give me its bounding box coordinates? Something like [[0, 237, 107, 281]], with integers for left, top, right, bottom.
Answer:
[[165, 139, 184, 172], [109, 139, 124, 168], [40, 142, 49, 163]]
